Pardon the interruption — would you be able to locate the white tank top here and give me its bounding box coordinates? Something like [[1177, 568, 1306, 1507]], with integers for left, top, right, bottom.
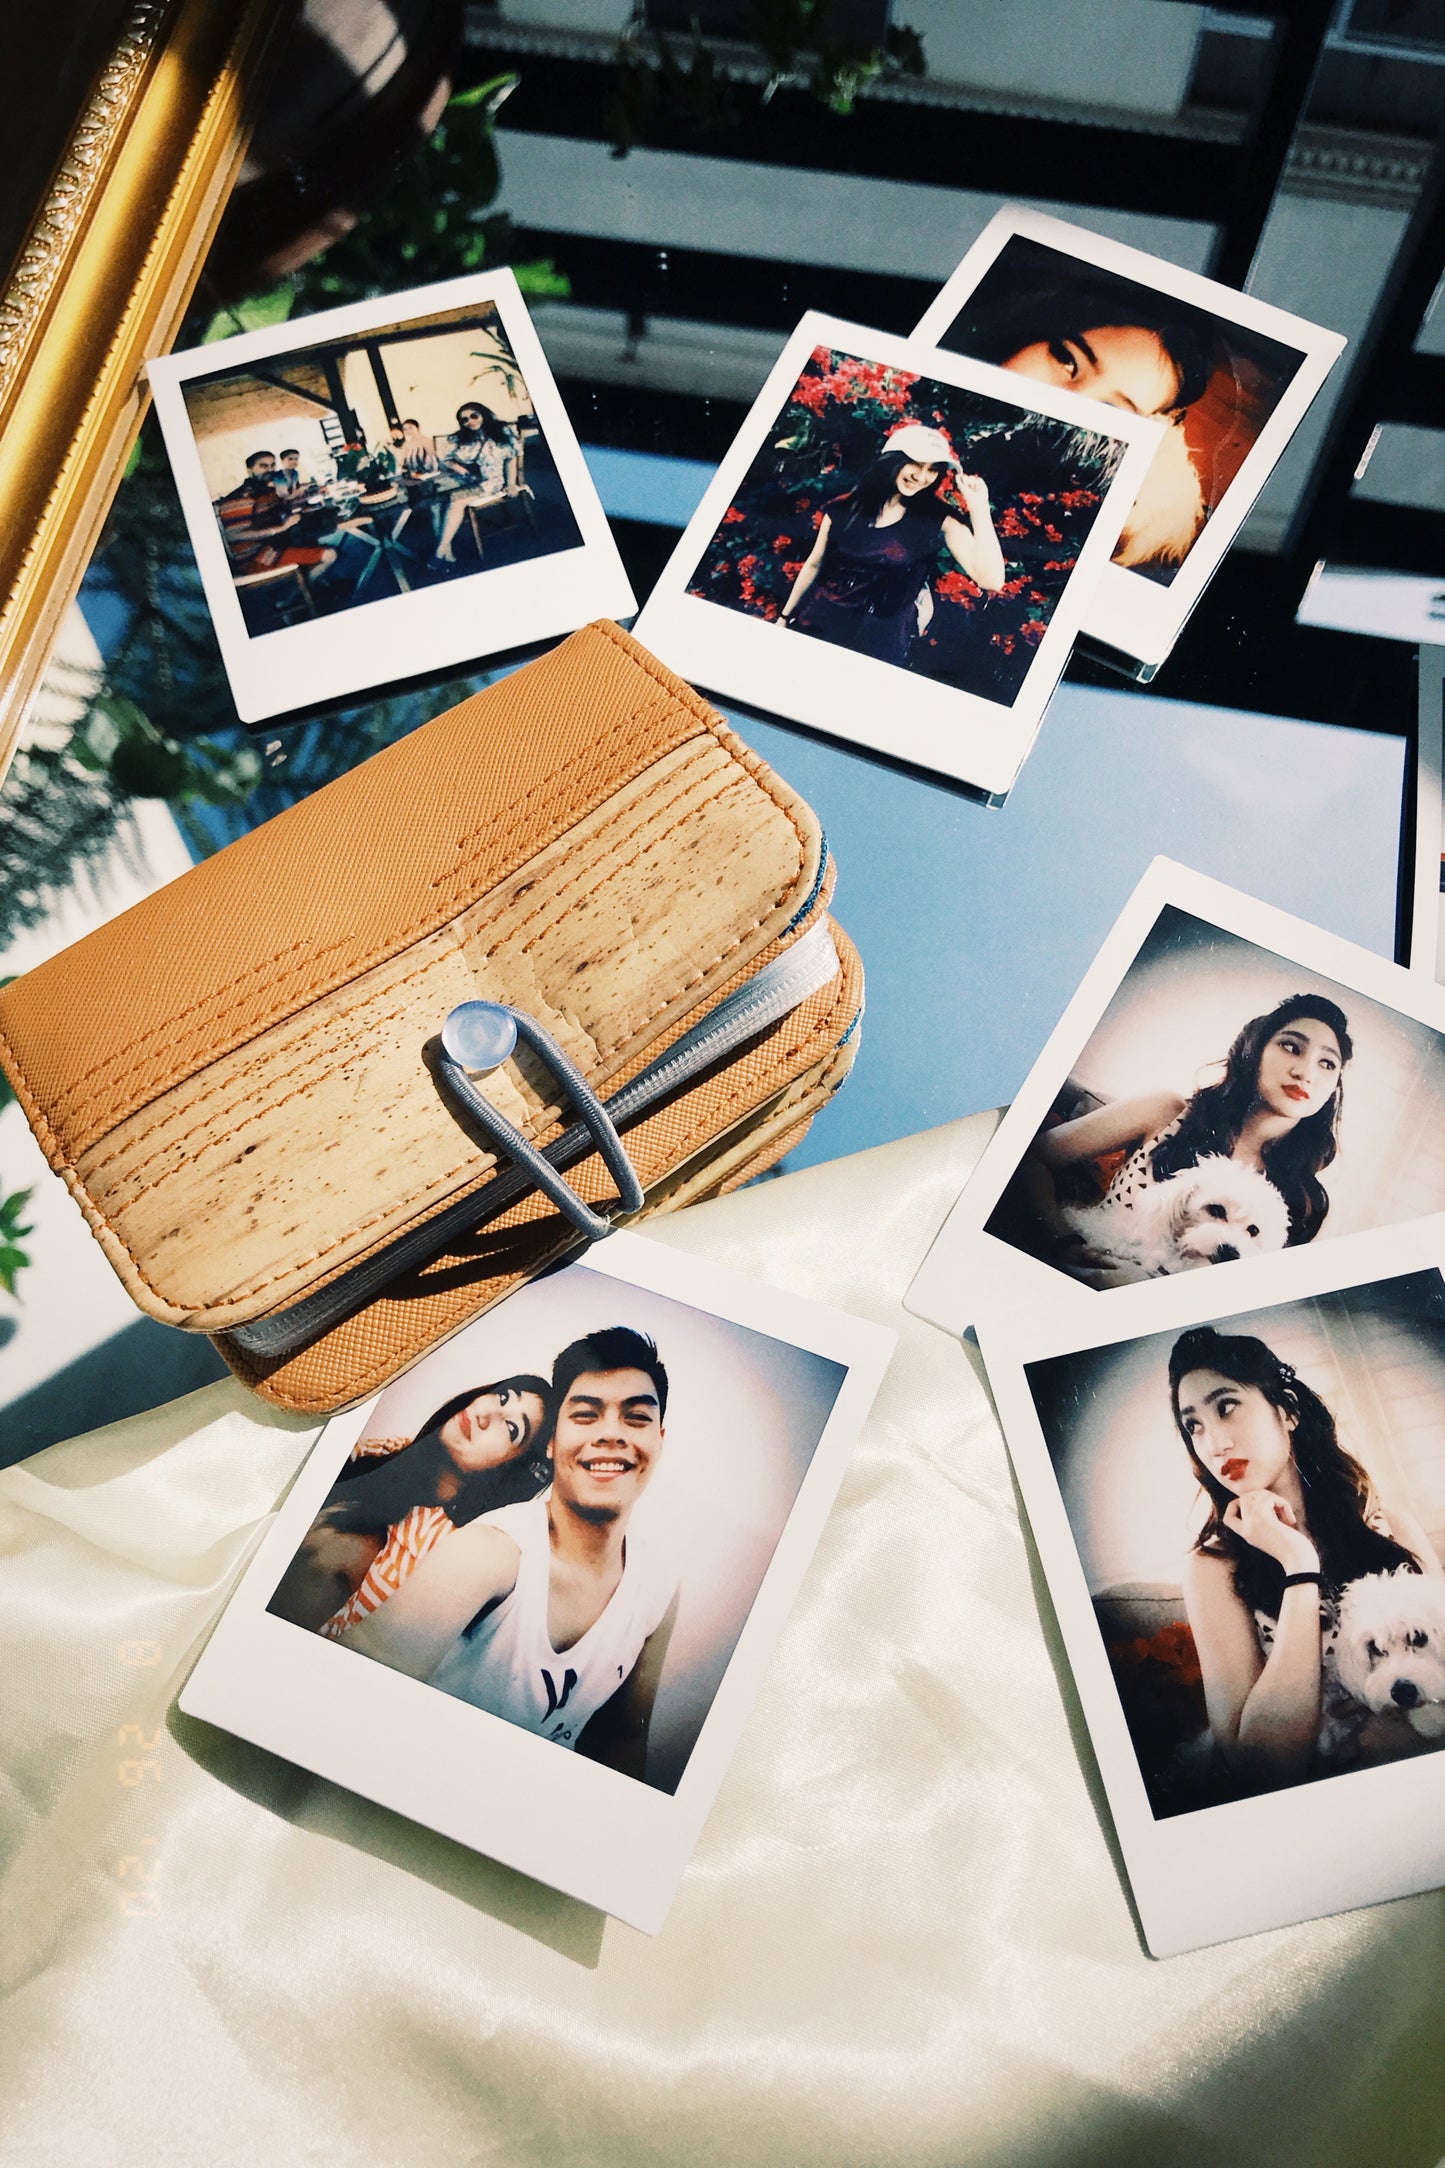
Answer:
[[429, 1495, 677, 1749]]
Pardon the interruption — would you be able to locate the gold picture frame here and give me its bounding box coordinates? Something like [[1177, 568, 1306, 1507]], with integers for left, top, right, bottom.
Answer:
[[0, 0, 283, 785]]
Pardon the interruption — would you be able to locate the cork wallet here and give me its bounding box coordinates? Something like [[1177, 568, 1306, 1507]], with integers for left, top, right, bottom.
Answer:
[[0, 623, 862, 1413]]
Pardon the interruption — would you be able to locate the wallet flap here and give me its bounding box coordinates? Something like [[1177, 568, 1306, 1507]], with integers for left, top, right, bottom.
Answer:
[[0, 624, 824, 1332], [0, 623, 723, 1165]]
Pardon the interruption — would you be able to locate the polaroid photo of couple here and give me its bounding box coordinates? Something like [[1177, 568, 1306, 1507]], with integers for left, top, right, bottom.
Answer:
[[633, 311, 1164, 802], [146, 268, 635, 724], [908, 857, 1445, 1339], [180, 1231, 895, 1932], [912, 208, 1347, 676], [981, 1228, 1445, 1956]]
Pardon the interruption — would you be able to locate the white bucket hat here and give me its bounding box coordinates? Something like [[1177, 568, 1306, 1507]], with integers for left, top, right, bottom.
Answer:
[[881, 422, 959, 469]]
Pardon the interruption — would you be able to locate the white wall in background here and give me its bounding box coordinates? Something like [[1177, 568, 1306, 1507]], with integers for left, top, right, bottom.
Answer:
[[497, 128, 1215, 279], [496, 0, 629, 30], [903, 0, 1205, 116]]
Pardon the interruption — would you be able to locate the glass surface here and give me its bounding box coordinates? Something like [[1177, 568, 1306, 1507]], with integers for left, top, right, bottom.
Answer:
[[0, 88, 1418, 1457]]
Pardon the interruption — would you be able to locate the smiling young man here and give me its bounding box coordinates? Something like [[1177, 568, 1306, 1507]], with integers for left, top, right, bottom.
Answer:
[[339, 1327, 679, 1779]]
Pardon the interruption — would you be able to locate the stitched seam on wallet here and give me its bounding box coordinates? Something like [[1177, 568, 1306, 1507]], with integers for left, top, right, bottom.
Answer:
[[45, 667, 712, 1129], [59, 819, 817, 1311], [253, 978, 851, 1403], [139, 883, 793, 1303], [86, 748, 723, 1196], [32, 687, 816, 1312]]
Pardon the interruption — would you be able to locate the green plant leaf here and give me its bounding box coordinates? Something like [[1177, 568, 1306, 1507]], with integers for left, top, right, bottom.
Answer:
[[448, 71, 519, 115], [0, 1183, 35, 1293], [512, 260, 571, 298], [199, 284, 297, 345]]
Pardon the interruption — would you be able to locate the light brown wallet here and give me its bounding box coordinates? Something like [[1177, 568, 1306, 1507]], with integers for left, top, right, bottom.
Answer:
[[0, 622, 862, 1413]]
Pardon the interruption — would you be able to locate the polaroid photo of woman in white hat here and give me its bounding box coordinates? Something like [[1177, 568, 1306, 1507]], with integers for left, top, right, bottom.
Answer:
[[633, 313, 1162, 802]]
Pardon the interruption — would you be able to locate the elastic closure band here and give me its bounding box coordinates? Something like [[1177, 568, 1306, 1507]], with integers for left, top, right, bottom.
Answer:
[[436, 1002, 645, 1242]]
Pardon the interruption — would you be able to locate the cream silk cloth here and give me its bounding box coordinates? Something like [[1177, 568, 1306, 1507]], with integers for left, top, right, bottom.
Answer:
[[3, 1113, 1445, 2168]]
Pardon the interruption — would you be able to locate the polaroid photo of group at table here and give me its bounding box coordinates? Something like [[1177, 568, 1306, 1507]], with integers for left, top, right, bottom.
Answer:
[[633, 310, 1163, 802], [979, 1233, 1445, 1955], [907, 857, 1445, 1338], [912, 208, 1347, 674], [146, 268, 634, 723], [179, 1230, 895, 1933]]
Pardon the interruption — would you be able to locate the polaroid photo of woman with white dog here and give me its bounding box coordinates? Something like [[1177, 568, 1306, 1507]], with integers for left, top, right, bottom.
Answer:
[[911, 208, 1346, 677], [907, 858, 1445, 1340], [979, 1228, 1445, 1955]]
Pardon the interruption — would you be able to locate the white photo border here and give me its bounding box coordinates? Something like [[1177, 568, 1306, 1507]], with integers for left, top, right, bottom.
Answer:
[[912, 207, 1347, 672], [978, 1220, 1445, 1957], [1411, 646, 1445, 985], [632, 310, 1162, 801], [906, 855, 1445, 1341], [146, 268, 636, 725], [178, 1229, 896, 1933]]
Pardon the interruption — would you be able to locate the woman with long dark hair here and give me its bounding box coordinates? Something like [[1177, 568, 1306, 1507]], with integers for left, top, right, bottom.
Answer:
[[777, 422, 1006, 667], [434, 399, 520, 563], [953, 268, 1217, 423], [946, 258, 1221, 577], [1041, 993, 1354, 1253], [268, 1376, 552, 1634], [1168, 1326, 1440, 1787]]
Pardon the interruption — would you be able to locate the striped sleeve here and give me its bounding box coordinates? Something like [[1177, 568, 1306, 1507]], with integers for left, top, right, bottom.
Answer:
[[347, 1435, 411, 1463], [319, 1505, 453, 1639]]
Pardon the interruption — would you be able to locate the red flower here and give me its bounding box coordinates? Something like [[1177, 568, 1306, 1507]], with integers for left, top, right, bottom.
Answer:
[[782, 561, 803, 579], [723, 506, 745, 524], [935, 569, 979, 607]]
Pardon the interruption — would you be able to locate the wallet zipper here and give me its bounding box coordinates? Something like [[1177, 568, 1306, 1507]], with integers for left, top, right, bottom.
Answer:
[[229, 913, 845, 1361]]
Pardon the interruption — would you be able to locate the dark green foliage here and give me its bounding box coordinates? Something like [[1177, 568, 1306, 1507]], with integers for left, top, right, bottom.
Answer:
[[0, 740, 127, 948], [0, 1185, 33, 1298], [287, 77, 569, 309], [605, 0, 926, 155]]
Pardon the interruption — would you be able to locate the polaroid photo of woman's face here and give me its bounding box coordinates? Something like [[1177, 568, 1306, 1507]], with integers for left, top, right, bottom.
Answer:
[[146, 268, 635, 723], [912, 209, 1346, 674], [179, 1230, 895, 1932], [907, 857, 1445, 1341], [632, 311, 1162, 802], [980, 1234, 1445, 1955], [1411, 648, 1445, 987]]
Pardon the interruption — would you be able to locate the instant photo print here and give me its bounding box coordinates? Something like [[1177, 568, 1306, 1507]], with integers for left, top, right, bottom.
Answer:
[[912, 209, 1346, 675], [179, 1231, 895, 1933], [907, 858, 1445, 1339], [146, 269, 635, 723], [978, 1226, 1445, 1957], [1411, 647, 1445, 988], [632, 312, 1162, 801]]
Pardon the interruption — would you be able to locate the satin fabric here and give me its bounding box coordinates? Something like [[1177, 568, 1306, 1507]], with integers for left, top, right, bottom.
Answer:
[[3, 1113, 1444, 2168]]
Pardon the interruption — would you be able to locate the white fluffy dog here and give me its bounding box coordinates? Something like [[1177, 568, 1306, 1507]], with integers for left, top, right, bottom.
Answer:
[[1062, 1154, 1291, 1279], [1334, 1568, 1445, 1740]]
